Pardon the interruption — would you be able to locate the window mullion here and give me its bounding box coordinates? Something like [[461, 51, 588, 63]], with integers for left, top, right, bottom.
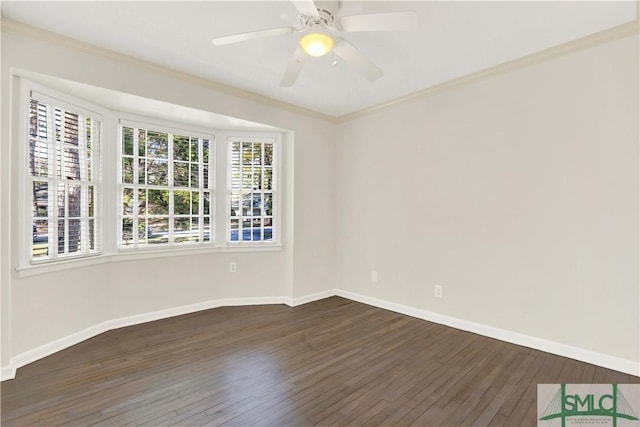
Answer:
[[78, 117, 88, 254], [132, 127, 139, 247], [47, 178, 55, 259], [199, 138, 204, 242], [168, 133, 174, 244], [48, 105, 59, 259], [64, 181, 70, 256], [168, 188, 174, 244], [260, 143, 265, 241], [81, 182, 88, 255], [251, 145, 255, 242]]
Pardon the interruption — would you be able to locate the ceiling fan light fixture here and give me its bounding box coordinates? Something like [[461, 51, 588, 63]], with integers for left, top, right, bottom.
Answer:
[[299, 32, 334, 57]]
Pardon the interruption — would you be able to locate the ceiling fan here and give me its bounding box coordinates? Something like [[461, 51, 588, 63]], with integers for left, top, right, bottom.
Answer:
[[212, 0, 419, 86]]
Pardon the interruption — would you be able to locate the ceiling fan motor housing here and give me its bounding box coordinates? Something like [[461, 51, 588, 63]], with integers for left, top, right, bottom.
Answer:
[[299, 2, 338, 30]]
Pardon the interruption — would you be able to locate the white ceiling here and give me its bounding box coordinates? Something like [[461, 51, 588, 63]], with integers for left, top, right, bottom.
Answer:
[[2, 1, 637, 118]]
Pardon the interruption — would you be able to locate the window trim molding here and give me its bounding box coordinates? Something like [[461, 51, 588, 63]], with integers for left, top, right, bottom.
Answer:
[[18, 79, 108, 268], [116, 117, 216, 250], [223, 133, 283, 247]]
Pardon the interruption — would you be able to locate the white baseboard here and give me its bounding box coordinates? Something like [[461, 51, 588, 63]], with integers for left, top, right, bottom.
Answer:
[[3, 320, 109, 382], [3, 289, 638, 381], [1, 365, 17, 381], [289, 289, 338, 307], [0, 295, 291, 381], [335, 289, 640, 377]]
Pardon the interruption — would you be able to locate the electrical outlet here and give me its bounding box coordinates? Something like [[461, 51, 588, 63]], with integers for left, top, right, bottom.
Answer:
[[229, 262, 237, 273], [371, 270, 378, 283], [434, 285, 443, 298]]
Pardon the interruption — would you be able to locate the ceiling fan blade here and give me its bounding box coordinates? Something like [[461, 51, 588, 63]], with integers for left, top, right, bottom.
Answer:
[[212, 27, 295, 46], [334, 38, 383, 81], [291, 0, 319, 17], [339, 11, 419, 32], [280, 47, 308, 87]]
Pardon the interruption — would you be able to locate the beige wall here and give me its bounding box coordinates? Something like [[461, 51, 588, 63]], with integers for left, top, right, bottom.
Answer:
[[335, 34, 639, 362]]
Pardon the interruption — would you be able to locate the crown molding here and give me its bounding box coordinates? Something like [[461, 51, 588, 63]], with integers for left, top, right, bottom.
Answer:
[[0, 16, 338, 124], [337, 19, 639, 124], [2, 11, 638, 126]]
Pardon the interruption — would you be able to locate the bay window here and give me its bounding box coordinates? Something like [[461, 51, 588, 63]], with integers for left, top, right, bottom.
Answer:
[[20, 79, 282, 271]]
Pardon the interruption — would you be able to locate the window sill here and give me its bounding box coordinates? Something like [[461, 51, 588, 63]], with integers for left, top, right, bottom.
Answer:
[[16, 254, 109, 278], [16, 244, 283, 278], [114, 243, 283, 260]]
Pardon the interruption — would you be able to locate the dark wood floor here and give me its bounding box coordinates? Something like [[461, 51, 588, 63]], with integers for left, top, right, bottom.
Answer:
[[1, 297, 638, 426]]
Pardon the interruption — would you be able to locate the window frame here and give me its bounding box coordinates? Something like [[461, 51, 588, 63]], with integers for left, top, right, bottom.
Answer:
[[226, 134, 282, 246], [116, 118, 216, 251], [19, 80, 104, 267]]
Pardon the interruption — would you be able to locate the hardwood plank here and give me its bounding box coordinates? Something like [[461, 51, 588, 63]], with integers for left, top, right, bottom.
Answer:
[[2, 297, 638, 426]]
